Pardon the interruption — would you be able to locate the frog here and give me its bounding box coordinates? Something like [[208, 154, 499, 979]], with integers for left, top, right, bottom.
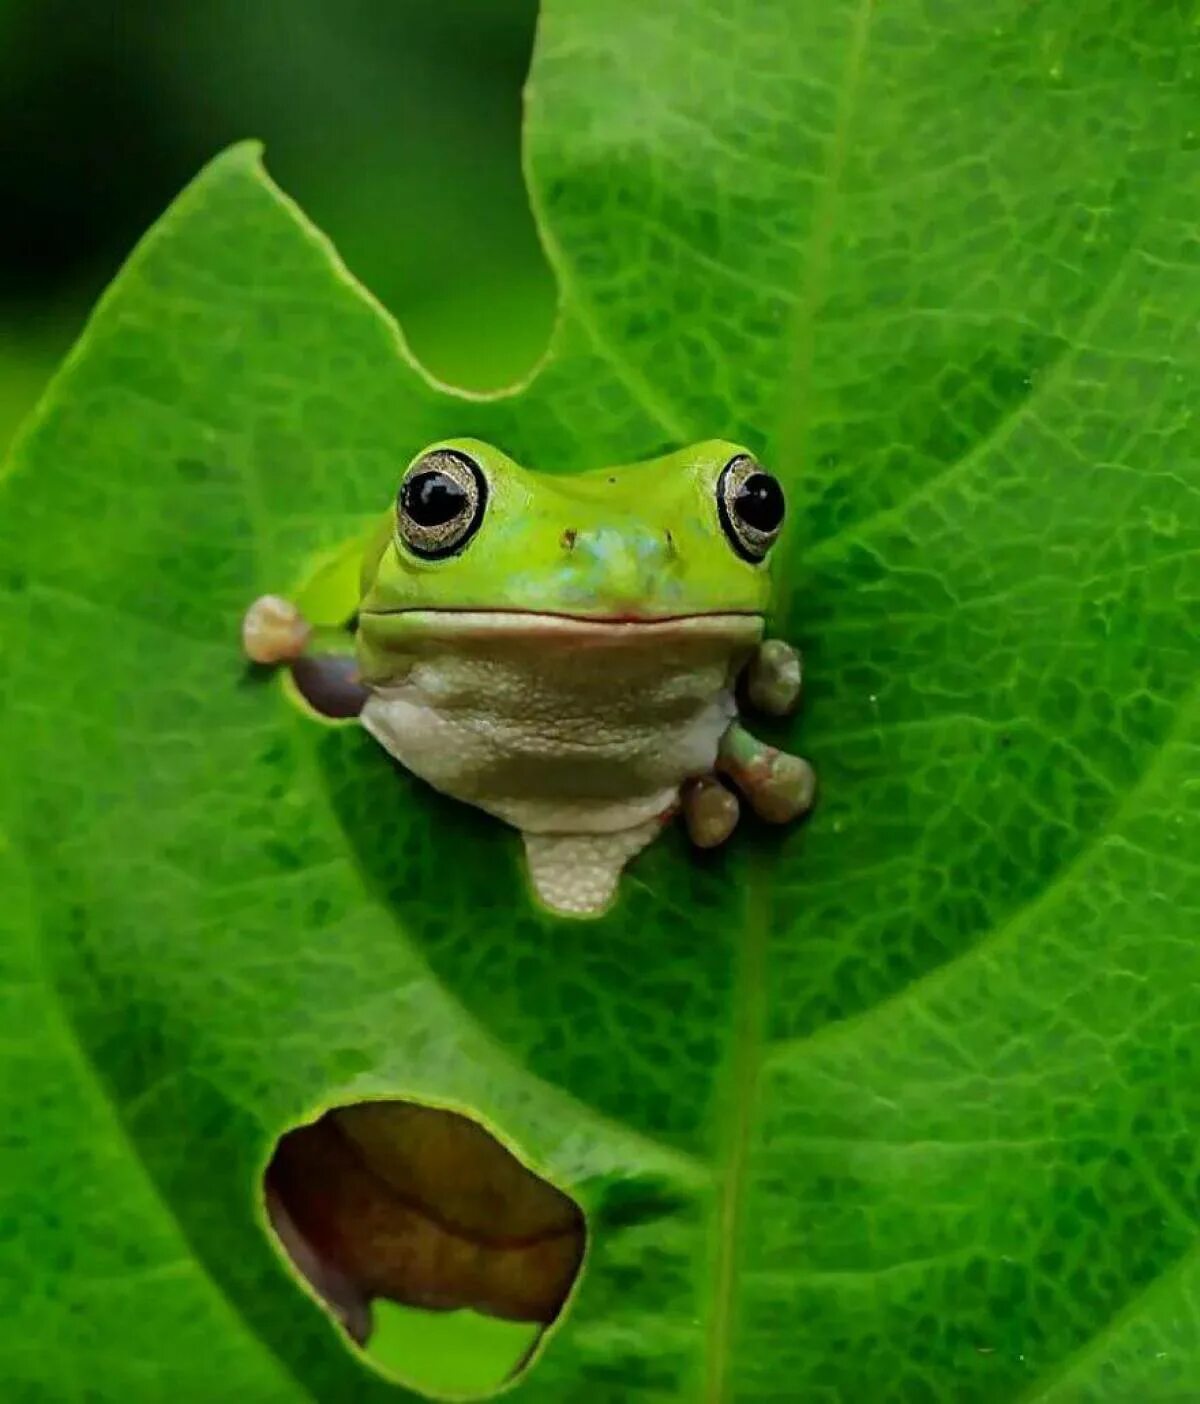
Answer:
[[242, 439, 814, 916]]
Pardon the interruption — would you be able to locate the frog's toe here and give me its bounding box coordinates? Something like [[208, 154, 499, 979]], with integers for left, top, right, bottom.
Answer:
[[742, 751, 817, 824], [745, 639, 803, 716], [242, 594, 312, 664], [717, 723, 816, 824], [682, 775, 740, 848], [522, 820, 660, 917]]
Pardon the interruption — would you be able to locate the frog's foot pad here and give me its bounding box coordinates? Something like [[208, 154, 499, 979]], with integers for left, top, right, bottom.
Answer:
[[523, 819, 662, 917], [243, 594, 312, 664], [717, 722, 816, 824], [745, 639, 803, 716], [682, 775, 740, 848]]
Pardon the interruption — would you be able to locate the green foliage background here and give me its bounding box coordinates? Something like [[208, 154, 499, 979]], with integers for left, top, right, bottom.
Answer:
[[3, 1, 1200, 1401], [0, 0, 551, 446]]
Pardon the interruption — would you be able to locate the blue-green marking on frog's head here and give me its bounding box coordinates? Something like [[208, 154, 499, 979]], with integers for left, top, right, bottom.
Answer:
[[357, 438, 786, 631]]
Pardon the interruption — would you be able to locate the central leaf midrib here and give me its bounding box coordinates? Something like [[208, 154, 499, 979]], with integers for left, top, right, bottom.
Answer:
[[703, 861, 770, 1403]]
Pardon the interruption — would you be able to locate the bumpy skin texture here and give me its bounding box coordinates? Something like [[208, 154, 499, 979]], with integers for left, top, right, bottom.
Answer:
[[354, 439, 808, 914]]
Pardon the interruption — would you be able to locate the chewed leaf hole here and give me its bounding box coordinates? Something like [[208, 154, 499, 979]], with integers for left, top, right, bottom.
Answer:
[[263, 1100, 586, 1398]]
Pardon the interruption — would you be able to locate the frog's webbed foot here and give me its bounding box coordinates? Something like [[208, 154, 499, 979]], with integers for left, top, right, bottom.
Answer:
[[522, 819, 663, 917], [715, 721, 816, 824], [242, 594, 369, 720], [745, 638, 803, 716]]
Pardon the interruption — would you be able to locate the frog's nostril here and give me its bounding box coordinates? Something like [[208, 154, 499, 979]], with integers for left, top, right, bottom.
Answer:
[[664, 528, 677, 556], [561, 527, 578, 551]]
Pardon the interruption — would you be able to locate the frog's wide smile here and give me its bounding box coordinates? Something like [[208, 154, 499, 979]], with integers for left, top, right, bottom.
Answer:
[[358, 605, 765, 634]]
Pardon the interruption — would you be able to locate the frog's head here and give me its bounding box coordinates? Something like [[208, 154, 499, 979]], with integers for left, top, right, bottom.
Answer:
[[358, 438, 785, 655]]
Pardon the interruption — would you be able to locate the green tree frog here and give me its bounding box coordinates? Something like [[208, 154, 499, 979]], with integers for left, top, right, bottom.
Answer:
[[243, 440, 813, 916]]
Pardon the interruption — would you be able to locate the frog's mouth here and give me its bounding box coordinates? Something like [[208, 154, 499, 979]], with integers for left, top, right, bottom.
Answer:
[[358, 608, 765, 641]]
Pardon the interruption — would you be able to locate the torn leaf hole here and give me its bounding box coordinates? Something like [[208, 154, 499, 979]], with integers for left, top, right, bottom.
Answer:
[[264, 1100, 586, 1397]]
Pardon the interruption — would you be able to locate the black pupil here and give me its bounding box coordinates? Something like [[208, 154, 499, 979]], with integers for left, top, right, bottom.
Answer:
[[403, 470, 467, 527], [733, 472, 785, 533]]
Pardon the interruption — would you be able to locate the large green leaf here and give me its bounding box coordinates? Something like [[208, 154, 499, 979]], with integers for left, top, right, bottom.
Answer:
[[3, 1, 1200, 1398]]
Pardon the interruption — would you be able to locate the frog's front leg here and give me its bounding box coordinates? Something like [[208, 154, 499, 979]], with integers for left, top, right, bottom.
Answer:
[[715, 722, 815, 825], [679, 640, 812, 849], [242, 595, 369, 719]]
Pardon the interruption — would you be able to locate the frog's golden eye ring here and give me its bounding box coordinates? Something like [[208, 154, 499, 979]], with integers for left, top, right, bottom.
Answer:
[[717, 455, 785, 562], [396, 449, 488, 559]]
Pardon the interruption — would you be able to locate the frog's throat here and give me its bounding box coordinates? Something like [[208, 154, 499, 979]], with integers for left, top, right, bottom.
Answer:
[[357, 608, 764, 640]]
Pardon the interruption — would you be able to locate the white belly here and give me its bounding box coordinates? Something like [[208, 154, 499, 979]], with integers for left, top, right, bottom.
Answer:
[[359, 621, 754, 836]]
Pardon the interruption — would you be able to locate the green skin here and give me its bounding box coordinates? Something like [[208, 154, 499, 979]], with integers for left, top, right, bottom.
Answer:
[[356, 438, 772, 673], [346, 439, 812, 917]]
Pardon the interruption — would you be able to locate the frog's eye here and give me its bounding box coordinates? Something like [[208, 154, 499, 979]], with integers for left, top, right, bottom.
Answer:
[[396, 449, 488, 559], [717, 455, 785, 562]]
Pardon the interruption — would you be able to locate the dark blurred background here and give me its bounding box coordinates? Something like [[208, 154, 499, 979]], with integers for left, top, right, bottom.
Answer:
[[0, 0, 556, 454]]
